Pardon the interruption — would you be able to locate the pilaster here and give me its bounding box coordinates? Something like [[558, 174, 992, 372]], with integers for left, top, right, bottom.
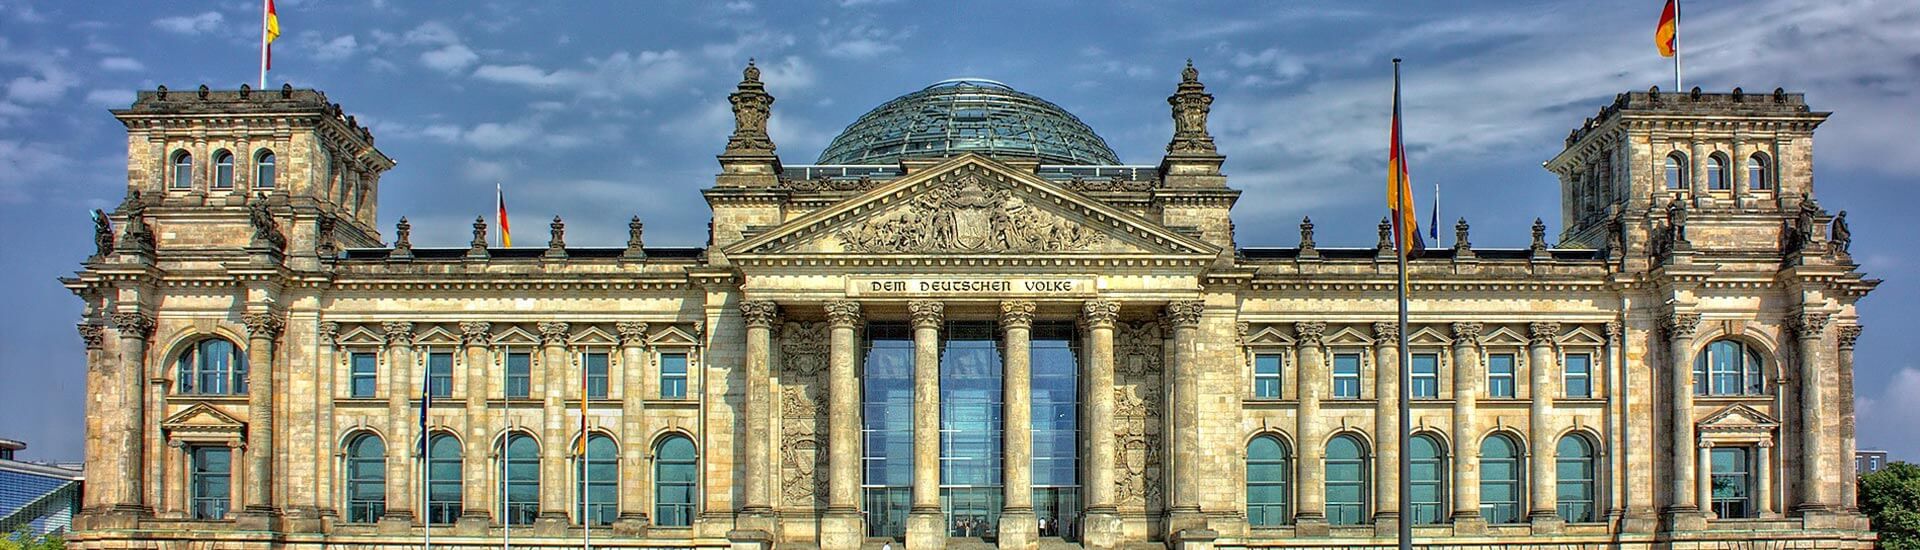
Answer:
[[240, 311, 284, 522]]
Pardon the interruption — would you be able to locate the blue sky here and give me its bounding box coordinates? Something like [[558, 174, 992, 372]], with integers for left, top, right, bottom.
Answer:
[[1, 0, 1916, 463]]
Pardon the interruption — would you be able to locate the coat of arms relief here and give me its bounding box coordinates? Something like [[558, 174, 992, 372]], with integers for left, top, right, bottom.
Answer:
[[779, 322, 830, 509], [837, 167, 1108, 253]]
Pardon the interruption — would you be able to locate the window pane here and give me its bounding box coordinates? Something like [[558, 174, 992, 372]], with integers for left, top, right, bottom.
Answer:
[[1253, 354, 1282, 400], [351, 352, 378, 398], [214, 151, 234, 189], [1411, 354, 1439, 398], [1487, 354, 1515, 398], [1333, 354, 1360, 399], [584, 352, 610, 399], [256, 152, 276, 189], [428, 352, 453, 398], [506, 352, 531, 399], [660, 353, 688, 399], [1564, 354, 1592, 398]]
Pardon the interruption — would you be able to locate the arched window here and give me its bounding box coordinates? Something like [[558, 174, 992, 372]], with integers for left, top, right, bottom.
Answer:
[[1408, 434, 1447, 524], [1664, 152, 1687, 190], [1707, 154, 1729, 190], [1556, 435, 1597, 523], [654, 435, 698, 527], [1246, 435, 1291, 526], [1325, 434, 1370, 526], [213, 150, 234, 189], [176, 338, 247, 395], [171, 150, 193, 189], [344, 433, 386, 523], [255, 150, 277, 189], [577, 434, 618, 525], [1480, 434, 1525, 524], [498, 433, 539, 525], [425, 433, 461, 525], [1694, 340, 1766, 396], [1747, 154, 1770, 190]]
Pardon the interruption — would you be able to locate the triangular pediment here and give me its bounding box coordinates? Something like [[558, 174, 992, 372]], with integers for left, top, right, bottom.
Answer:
[[1559, 326, 1606, 346], [492, 326, 540, 345], [649, 325, 701, 347], [415, 325, 460, 346], [1245, 325, 1294, 346], [162, 402, 246, 434], [336, 326, 384, 346], [1325, 326, 1375, 346], [726, 155, 1219, 260], [571, 326, 617, 346], [1698, 404, 1778, 433], [1481, 326, 1528, 347], [1406, 327, 1453, 346]]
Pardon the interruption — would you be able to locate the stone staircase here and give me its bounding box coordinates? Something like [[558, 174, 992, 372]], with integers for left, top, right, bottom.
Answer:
[[854, 536, 1087, 550]]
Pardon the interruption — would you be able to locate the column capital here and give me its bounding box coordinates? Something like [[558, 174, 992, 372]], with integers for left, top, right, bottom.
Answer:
[[1164, 300, 1205, 327], [1528, 321, 1561, 347], [825, 300, 863, 329], [1370, 321, 1398, 343], [740, 300, 780, 329], [615, 321, 650, 345], [1000, 300, 1036, 330], [78, 323, 107, 350], [459, 321, 493, 345], [382, 321, 416, 346], [1660, 313, 1700, 340], [1081, 300, 1119, 329], [1837, 324, 1862, 350], [1451, 321, 1484, 346], [1295, 321, 1327, 346], [1604, 320, 1622, 342], [242, 311, 285, 339], [320, 321, 342, 345], [909, 300, 944, 329], [1787, 311, 1830, 339], [110, 312, 154, 338], [537, 321, 570, 345]]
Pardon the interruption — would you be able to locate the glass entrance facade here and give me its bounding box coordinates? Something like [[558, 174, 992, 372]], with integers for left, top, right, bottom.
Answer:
[[941, 321, 1004, 538], [1030, 322, 1080, 540], [862, 323, 914, 538]]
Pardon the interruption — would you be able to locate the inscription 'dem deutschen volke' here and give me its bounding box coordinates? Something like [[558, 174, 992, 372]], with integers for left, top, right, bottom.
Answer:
[[847, 277, 1094, 296]]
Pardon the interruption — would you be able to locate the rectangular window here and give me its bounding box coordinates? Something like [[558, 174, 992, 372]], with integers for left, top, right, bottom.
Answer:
[[1332, 353, 1361, 399], [1410, 353, 1439, 399], [1711, 447, 1752, 519], [660, 352, 688, 399], [583, 351, 610, 399], [505, 352, 531, 399], [1252, 353, 1282, 399], [1564, 354, 1593, 398], [427, 352, 453, 398], [1487, 354, 1516, 398], [350, 352, 378, 398], [191, 446, 232, 519]]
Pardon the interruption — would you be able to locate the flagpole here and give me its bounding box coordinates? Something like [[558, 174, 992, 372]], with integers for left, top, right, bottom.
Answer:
[[1392, 58, 1415, 550], [258, 0, 269, 89], [1673, 0, 1683, 90]]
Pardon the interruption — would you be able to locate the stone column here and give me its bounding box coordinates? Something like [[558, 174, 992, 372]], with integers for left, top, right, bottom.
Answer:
[[1756, 441, 1776, 518], [1837, 324, 1862, 513], [823, 301, 864, 550], [615, 322, 651, 533], [77, 323, 108, 512], [536, 321, 570, 528], [1790, 311, 1832, 513], [1080, 300, 1121, 548], [1450, 322, 1485, 532], [1696, 441, 1714, 519], [1164, 300, 1207, 534], [1527, 322, 1561, 528], [907, 301, 946, 550], [107, 312, 154, 517], [1604, 321, 1630, 523], [1689, 138, 1708, 204], [382, 322, 417, 523], [998, 301, 1038, 550], [1292, 321, 1328, 533], [1371, 322, 1400, 532], [457, 322, 493, 530], [241, 312, 284, 517], [739, 300, 780, 531], [1661, 313, 1701, 522]]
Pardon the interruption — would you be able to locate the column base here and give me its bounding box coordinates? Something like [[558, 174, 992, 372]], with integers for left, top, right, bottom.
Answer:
[[1292, 513, 1328, 537], [1449, 511, 1485, 535], [1620, 510, 1659, 534], [1166, 527, 1218, 550], [280, 506, 326, 533], [376, 511, 415, 534], [821, 509, 866, 550], [737, 507, 778, 534], [998, 508, 1037, 550], [1527, 512, 1564, 535], [1798, 507, 1845, 530], [1082, 508, 1122, 550], [454, 512, 491, 536], [614, 512, 652, 536], [1371, 512, 1400, 538], [1164, 506, 1206, 534], [907, 509, 946, 550], [532, 512, 570, 536], [1661, 506, 1707, 532], [91, 505, 152, 529], [728, 528, 774, 550]]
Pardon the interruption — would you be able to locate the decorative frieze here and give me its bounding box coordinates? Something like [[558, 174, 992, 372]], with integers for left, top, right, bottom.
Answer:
[[836, 167, 1107, 254]]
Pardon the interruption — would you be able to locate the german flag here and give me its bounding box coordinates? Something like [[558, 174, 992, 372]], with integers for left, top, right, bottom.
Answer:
[[264, 0, 280, 70], [496, 183, 513, 247], [1387, 60, 1425, 258], [1656, 0, 1679, 58]]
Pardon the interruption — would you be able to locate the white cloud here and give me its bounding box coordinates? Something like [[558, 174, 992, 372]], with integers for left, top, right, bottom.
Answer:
[[723, 1, 754, 13], [152, 11, 225, 35], [473, 50, 700, 99], [98, 57, 143, 72], [461, 157, 510, 182], [822, 23, 913, 59], [400, 21, 479, 74], [0, 139, 70, 203], [83, 89, 131, 107], [1856, 367, 1920, 460], [756, 56, 816, 90], [1231, 48, 1308, 86], [311, 35, 362, 62], [5, 64, 77, 104], [403, 21, 461, 46], [472, 64, 568, 87], [421, 44, 479, 74]]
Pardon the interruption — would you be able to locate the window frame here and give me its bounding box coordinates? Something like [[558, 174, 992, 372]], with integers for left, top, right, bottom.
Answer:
[[1707, 153, 1730, 191], [349, 351, 379, 398], [1251, 352, 1283, 400], [1694, 339, 1767, 397], [344, 433, 386, 523], [1479, 434, 1526, 524], [426, 351, 454, 399], [654, 434, 699, 527], [658, 350, 690, 400], [504, 350, 533, 399], [1486, 353, 1517, 399], [1331, 353, 1362, 399], [575, 433, 619, 525], [1563, 352, 1593, 398], [1555, 435, 1598, 523], [190, 445, 232, 520], [212, 149, 235, 189], [1407, 433, 1447, 525], [1325, 434, 1370, 526], [171, 150, 194, 190], [498, 432, 541, 526], [582, 350, 611, 400], [254, 149, 277, 189], [1409, 353, 1440, 399], [1709, 446, 1753, 519], [176, 338, 248, 396], [424, 432, 461, 525], [1664, 152, 1688, 191], [1746, 153, 1771, 191], [1246, 434, 1292, 527]]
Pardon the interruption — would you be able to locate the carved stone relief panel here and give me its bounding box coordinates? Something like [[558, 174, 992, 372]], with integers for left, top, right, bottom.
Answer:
[[779, 321, 830, 509], [1113, 321, 1165, 512], [837, 166, 1108, 253]]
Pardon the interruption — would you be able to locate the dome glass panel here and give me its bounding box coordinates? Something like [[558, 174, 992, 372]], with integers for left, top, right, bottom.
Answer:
[[816, 79, 1120, 165]]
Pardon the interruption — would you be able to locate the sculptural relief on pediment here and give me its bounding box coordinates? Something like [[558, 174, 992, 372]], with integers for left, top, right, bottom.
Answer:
[[836, 167, 1107, 253]]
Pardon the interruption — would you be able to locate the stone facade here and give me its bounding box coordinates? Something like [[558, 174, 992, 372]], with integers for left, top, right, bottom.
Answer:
[[63, 67, 1877, 550]]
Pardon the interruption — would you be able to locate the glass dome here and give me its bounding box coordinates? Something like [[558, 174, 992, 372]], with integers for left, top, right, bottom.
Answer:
[[815, 79, 1120, 166]]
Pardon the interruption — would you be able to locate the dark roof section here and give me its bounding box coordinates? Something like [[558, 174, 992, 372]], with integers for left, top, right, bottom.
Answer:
[[1566, 87, 1821, 148], [1240, 247, 1605, 261], [341, 247, 705, 261], [817, 79, 1120, 165]]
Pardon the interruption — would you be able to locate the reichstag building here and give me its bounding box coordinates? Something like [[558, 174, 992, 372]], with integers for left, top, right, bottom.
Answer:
[[64, 61, 1877, 549]]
